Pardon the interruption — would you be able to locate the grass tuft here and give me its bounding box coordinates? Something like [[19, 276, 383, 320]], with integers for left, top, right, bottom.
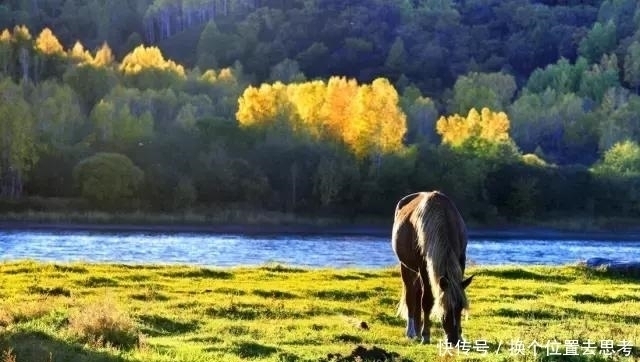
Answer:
[[67, 297, 140, 349]]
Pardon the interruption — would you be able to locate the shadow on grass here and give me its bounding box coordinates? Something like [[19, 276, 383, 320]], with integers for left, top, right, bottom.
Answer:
[[161, 268, 233, 279], [79, 276, 118, 288], [129, 292, 170, 302], [378, 296, 398, 307], [333, 334, 363, 344], [212, 287, 247, 295], [331, 274, 364, 281], [511, 293, 539, 300], [120, 274, 150, 282], [3, 267, 37, 275], [53, 265, 88, 273], [206, 302, 301, 320], [137, 314, 200, 336], [0, 330, 127, 362], [493, 307, 572, 320], [572, 293, 640, 304], [187, 335, 223, 344], [478, 268, 574, 282], [374, 312, 405, 327], [278, 352, 302, 362], [28, 285, 71, 297], [252, 289, 298, 299], [312, 290, 373, 301], [260, 265, 308, 273], [232, 341, 279, 359]]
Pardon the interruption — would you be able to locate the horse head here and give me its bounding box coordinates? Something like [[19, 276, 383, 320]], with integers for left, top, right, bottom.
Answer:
[[439, 274, 474, 345]]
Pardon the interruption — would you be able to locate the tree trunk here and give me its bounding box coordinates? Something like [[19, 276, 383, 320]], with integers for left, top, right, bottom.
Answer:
[[290, 163, 298, 212], [19, 47, 29, 82]]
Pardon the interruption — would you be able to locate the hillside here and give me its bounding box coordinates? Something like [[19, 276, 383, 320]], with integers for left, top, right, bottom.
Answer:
[[0, 0, 639, 226]]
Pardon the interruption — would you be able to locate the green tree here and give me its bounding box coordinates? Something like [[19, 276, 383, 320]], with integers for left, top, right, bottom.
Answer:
[[268, 58, 306, 83], [385, 36, 408, 75], [578, 21, 617, 64], [0, 77, 37, 198], [624, 41, 640, 93], [525, 57, 589, 95], [400, 86, 438, 144], [63, 64, 118, 112], [29, 80, 83, 148], [448, 72, 516, 115], [593, 140, 640, 175], [73, 152, 144, 209], [89, 92, 154, 151]]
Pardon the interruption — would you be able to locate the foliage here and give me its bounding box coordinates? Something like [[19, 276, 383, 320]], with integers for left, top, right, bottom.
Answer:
[[436, 107, 519, 163], [237, 76, 407, 159], [593, 140, 640, 176], [72, 153, 144, 209], [0, 5, 639, 223]]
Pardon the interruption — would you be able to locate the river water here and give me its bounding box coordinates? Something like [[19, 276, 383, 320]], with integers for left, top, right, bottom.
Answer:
[[1, 229, 640, 268]]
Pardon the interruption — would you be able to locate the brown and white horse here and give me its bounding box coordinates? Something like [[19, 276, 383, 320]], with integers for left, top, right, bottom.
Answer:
[[391, 191, 473, 345]]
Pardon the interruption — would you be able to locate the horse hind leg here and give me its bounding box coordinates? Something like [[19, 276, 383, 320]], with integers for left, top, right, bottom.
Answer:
[[419, 263, 434, 344], [400, 264, 419, 339], [411, 272, 422, 341]]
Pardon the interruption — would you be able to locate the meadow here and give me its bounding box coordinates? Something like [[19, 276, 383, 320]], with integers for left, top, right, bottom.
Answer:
[[0, 261, 638, 362]]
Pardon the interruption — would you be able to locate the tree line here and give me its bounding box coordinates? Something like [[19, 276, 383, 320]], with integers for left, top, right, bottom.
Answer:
[[0, 0, 639, 225]]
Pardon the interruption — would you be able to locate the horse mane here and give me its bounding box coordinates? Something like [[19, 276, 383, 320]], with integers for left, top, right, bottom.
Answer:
[[411, 191, 468, 318]]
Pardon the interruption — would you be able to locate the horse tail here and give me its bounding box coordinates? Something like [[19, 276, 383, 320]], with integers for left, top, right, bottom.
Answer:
[[396, 286, 409, 320]]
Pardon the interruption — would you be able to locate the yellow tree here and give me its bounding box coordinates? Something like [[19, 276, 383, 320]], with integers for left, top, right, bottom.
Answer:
[[436, 107, 518, 161], [200, 69, 217, 83], [119, 45, 184, 76], [287, 80, 326, 138], [0, 29, 10, 42], [35, 28, 64, 55], [0, 29, 11, 74], [92, 43, 114, 67], [346, 78, 407, 159], [437, 107, 511, 147], [478, 107, 510, 143], [370, 78, 407, 154], [236, 81, 293, 128], [68, 41, 93, 64], [320, 76, 358, 140], [13, 25, 32, 81]]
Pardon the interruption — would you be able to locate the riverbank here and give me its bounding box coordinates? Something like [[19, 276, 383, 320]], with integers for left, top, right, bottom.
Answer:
[[0, 261, 638, 362], [2, 211, 640, 241]]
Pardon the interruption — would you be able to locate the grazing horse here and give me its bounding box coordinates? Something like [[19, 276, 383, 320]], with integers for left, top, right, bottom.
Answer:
[[391, 191, 473, 345]]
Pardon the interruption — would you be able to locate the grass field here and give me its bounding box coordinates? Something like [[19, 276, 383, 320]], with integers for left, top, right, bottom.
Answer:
[[0, 261, 638, 362]]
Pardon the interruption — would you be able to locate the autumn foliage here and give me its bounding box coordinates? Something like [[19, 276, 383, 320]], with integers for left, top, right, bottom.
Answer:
[[436, 107, 512, 147], [236, 77, 407, 159], [119, 45, 185, 77]]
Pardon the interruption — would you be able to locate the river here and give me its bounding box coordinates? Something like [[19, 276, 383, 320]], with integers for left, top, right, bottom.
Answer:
[[1, 228, 640, 268]]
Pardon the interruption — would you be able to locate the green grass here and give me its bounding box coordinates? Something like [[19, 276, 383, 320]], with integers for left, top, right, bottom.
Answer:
[[0, 262, 638, 361]]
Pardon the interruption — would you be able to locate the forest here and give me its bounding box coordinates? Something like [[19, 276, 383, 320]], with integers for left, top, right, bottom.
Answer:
[[0, 0, 640, 226]]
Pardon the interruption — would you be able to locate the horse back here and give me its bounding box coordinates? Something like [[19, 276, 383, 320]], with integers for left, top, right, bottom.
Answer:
[[392, 192, 426, 271]]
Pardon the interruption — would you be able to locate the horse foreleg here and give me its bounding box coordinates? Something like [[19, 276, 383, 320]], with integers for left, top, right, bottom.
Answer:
[[400, 264, 418, 339], [419, 264, 434, 344]]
